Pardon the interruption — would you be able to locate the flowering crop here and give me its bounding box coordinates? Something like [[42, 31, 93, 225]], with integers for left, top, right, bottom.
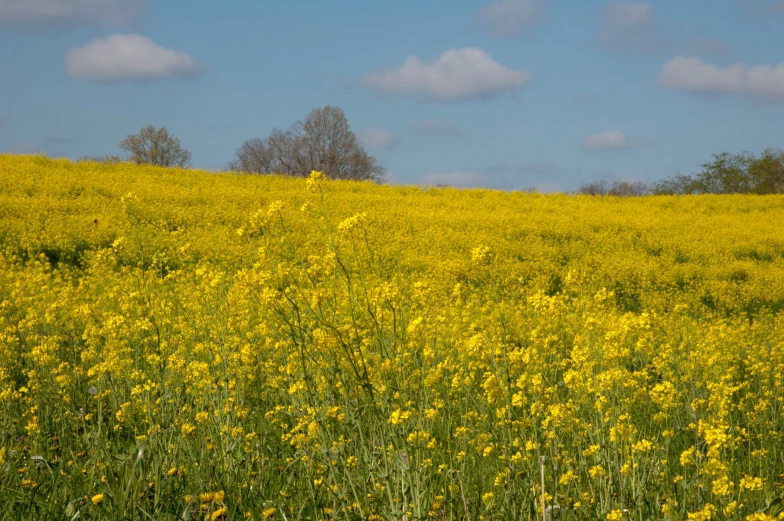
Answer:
[[0, 155, 783, 520]]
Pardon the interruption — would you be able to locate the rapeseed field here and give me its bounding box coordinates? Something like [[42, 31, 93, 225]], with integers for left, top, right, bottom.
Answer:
[[1, 154, 783, 520]]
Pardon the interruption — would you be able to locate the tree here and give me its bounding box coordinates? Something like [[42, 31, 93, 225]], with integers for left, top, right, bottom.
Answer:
[[78, 154, 125, 164], [748, 148, 784, 194], [579, 180, 648, 196], [578, 180, 609, 196], [229, 106, 385, 182], [651, 149, 784, 195], [119, 125, 192, 168]]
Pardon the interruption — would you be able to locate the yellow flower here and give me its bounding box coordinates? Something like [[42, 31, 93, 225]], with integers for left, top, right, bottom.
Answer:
[[558, 470, 577, 486], [745, 514, 776, 521], [306, 170, 325, 191], [631, 439, 654, 454], [91, 493, 105, 505], [688, 504, 716, 521], [680, 447, 696, 467], [711, 475, 733, 497], [589, 465, 606, 479], [739, 475, 764, 492], [471, 245, 492, 265], [582, 445, 600, 458]]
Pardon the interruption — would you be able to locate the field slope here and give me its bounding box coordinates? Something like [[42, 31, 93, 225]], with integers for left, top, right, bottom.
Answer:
[[1, 155, 783, 520]]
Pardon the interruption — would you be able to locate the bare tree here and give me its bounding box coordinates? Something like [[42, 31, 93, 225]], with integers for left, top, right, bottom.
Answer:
[[229, 106, 385, 182], [78, 154, 125, 164], [578, 180, 609, 196], [119, 125, 192, 168], [607, 181, 648, 196], [579, 180, 648, 196]]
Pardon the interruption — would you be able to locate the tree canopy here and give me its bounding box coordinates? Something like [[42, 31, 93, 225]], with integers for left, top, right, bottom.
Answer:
[[229, 106, 385, 182], [652, 149, 784, 195], [119, 125, 192, 168]]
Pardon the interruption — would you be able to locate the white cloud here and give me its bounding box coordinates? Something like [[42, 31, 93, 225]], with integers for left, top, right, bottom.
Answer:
[[0, 0, 145, 28], [410, 119, 461, 137], [66, 34, 204, 82], [360, 48, 531, 102], [479, 0, 544, 38], [359, 127, 402, 150], [659, 56, 784, 102], [582, 130, 649, 150]]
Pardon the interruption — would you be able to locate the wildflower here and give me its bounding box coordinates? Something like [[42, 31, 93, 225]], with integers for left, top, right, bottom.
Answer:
[[745, 514, 776, 521], [711, 475, 733, 496], [740, 475, 764, 492], [91, 493, 105, 505], [631, 439, 654, 454], [582, 445, 600, 458], [388, 409, 411, 425], [589, 465, 605, 479], [306, 170, 325, 191], [688, 504, 716, 521], [471, 245, 492, 265], [559, 471, 577, 486]]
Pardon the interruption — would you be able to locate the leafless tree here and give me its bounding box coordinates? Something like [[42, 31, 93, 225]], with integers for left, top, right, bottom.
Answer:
[[607, 181, 648, 196], [229, 106, 385, 182], [579, 180, 648, 196], [578, 180, 609, 196], [119, 125, 191, 168], [78, 154, 125, 164]]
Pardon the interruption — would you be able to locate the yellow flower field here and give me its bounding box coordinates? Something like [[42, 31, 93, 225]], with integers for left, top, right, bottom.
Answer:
[[0, 154, 783, 520]]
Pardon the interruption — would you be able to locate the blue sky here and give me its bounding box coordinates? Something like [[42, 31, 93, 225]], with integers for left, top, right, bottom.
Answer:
[[1, 0, 784, 191]]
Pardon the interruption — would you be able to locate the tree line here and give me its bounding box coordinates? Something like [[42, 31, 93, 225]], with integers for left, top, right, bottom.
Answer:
[[82, 105, 384, 182], [580, 148, 784, 196], [81, 104, 784, 194]]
